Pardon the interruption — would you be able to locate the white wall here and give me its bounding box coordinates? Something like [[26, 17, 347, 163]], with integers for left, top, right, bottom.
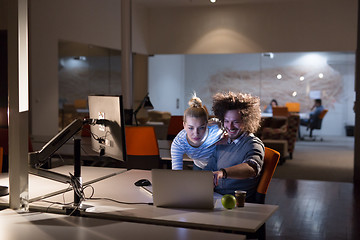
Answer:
[[147, 0, 357, 54], [148, 55, 185, 116]]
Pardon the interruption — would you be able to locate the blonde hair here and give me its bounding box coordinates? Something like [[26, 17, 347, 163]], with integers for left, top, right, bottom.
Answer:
[[183, 95, 208, 123]]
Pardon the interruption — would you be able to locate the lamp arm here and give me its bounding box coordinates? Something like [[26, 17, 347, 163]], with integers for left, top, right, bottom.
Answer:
[[133, 93, 149, 115]]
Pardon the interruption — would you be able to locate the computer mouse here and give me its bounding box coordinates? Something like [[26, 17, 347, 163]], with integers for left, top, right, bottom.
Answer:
[[134, 179, 152, 187]]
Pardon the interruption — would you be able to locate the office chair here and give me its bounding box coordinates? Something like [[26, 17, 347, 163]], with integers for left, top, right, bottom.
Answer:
[[125, 126, 163, 170], [255, 147, 280, 204], [285, 102, 300, 113], [167, 115, 183, 140], [246, 147, 279, 240], [301, 109, 328, 141], [309, 109, 328, 139]]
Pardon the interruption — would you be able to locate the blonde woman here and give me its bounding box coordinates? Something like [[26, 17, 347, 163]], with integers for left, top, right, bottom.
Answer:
[[171, 95, 224, 170]]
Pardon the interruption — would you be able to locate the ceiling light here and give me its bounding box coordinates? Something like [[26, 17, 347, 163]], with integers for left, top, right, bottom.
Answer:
[[299, 76, 305, 81], [319, 73, 324, 78], [292, 91, 297, 97], [210, 0, 216, 3], [276, 74, 282, 80]]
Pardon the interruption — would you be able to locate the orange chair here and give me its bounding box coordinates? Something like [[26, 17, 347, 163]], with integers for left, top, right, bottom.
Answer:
[[167, 115, 184, 140], [124, 126, 162, 170], [285, 102, 300, 113], [308, 109, 328, 140], [255, 147, 280, 204], [246, 147, 280, 240]]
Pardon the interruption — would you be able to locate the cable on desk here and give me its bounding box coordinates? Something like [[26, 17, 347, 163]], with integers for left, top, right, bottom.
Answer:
[[34, 182, 95, 214], [86, 197, 153, 205]]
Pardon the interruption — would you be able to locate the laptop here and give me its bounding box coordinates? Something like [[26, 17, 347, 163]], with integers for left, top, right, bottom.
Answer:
[[150, 169, 214, 209]]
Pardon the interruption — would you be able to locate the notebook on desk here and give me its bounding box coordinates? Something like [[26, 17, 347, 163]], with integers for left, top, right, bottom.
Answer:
[[150, 169, 214, 209]]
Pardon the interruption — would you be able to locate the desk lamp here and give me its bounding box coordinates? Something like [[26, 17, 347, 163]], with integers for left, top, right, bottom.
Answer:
[[133, 93, 154, 126]]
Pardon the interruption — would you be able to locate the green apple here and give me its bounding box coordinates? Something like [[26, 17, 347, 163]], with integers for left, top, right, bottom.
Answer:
[[221, 194, 236, 209]]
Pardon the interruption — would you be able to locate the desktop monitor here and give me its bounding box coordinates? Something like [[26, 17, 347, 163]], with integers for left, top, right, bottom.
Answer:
[[88, 95, 127, 162]]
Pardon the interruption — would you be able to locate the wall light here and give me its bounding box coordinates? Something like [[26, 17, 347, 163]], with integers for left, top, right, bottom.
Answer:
[[263, 52, 274, 59], [295, 53, 327, 67], [210, 0, 216, 3]]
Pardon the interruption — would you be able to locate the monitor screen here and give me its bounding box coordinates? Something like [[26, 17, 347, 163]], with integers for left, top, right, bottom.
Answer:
[[88, 95, 127, 162]]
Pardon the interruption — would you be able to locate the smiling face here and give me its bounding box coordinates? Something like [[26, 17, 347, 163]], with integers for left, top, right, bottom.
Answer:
[[183, 116, 208, 146], [223, 109, 243, 140]]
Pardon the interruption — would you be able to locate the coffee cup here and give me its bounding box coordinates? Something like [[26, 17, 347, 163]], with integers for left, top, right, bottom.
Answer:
[[234, 190, 246, 207]]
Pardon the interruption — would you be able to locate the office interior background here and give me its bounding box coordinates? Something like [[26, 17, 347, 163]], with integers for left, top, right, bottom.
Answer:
[[0, 0, 359, 180], [59, 49, 355, 137]]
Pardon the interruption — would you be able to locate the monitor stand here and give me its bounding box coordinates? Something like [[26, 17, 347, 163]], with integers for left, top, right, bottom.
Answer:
[[62, 138, 92, 215]]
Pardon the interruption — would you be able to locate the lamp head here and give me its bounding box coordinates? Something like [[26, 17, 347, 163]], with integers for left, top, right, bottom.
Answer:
[[143, 95, 154, 110]]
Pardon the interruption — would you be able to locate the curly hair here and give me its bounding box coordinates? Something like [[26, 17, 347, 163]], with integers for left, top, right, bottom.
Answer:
[[212, 91, 261, 133]]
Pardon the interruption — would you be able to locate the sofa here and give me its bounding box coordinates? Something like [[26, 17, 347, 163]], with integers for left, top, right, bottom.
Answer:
[[258, 114, 300, 161], [146, 110, 172, 140]]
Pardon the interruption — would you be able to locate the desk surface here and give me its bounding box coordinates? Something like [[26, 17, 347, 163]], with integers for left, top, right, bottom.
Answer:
[[29, 168, 278, 234], [0, 209, 245, 240], [0, 166, 125, 206]]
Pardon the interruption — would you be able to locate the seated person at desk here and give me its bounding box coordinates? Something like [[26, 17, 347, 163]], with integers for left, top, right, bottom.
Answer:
[[263, 99, 278, 113], [204, 92, 264, 202], [171, 95, 224, 170], [300, 99, 324, 128]]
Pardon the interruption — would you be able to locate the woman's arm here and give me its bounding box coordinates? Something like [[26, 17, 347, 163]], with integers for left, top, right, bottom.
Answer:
[[170, 134, 186, 170]]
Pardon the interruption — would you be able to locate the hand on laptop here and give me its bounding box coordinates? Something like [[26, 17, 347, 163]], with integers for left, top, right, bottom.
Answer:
[[213, 170, 224, 186]]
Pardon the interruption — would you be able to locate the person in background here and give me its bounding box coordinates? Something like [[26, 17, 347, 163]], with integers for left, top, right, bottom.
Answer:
[[263, 99, 278, 113], [171, 94, 225, 170], [300, 99, 324, 128], [204, 91, 264, 202]]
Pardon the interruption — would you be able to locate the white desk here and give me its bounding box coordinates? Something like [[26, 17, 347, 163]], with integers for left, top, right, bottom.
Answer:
[[29, 169, 278, 235], [0, 209, 245, 240], [0, 166, 125, 207]]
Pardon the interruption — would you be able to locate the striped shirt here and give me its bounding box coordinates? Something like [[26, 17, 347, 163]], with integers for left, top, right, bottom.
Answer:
[[171, 124, 224, 170]]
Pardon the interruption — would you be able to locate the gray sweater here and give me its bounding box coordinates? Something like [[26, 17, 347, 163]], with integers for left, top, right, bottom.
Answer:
[[204, 132, 264, 201]]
